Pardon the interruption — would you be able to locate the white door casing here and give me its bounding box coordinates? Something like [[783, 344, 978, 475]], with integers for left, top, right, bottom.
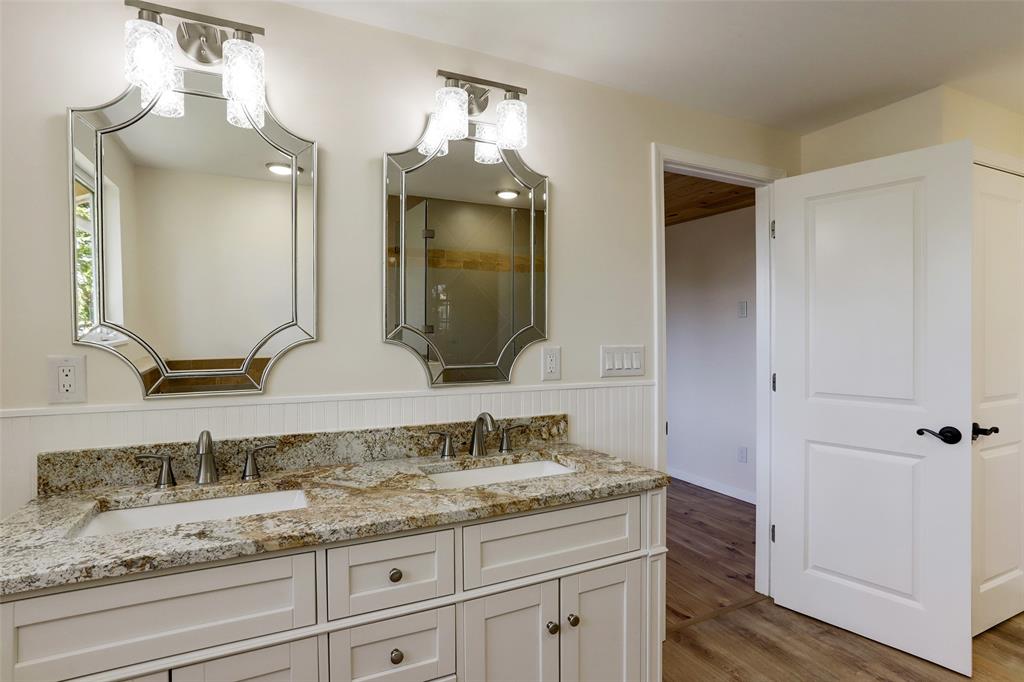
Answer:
[[972, 164, 1024, 635], [771, 141, 974, 675]]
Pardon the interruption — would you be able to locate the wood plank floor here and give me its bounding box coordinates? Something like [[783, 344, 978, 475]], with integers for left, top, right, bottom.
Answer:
[[662, 478, 1024, 680]]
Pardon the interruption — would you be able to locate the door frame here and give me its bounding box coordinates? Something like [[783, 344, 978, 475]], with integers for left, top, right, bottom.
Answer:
[[650, 143, 785, 595]]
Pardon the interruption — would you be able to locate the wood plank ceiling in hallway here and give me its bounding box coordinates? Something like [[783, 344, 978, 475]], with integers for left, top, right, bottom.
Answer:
[[664, 172, 755, 226]]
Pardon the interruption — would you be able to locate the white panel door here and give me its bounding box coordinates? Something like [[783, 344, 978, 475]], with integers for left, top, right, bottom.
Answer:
[[462, 581, 559, 682], [559, 560, 643, 682], [772, 141, 974, 675], [972, 164, 1024, 635]]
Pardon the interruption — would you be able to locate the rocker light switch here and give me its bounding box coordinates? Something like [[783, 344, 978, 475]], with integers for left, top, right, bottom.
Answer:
[[600, 345, 645, 377]]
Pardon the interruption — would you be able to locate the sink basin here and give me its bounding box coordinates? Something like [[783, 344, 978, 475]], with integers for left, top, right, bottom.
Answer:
[[77, 490, 308, 537], [427, 460, 574, 489]]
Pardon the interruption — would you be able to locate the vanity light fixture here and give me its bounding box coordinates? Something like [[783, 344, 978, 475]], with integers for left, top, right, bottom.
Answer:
[[417, 113, 449, 158], [496, 92, 527, 150], [435, 78, 469, 141], [496, 190, 520, 200], [223, 31, 265, 129], [141, 67, 184, 118], [124, 9, 176, 97], [473, 123, 501, 165], [266, 162, 304, 176], [432, 70, 529, 151], [123, 1, 267, 128]]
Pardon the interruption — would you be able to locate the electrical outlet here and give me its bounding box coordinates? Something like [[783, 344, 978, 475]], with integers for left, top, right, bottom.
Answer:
[[737, 446, 749, 464], [542, 346, 561, 381], [48, 355, 86, 403]]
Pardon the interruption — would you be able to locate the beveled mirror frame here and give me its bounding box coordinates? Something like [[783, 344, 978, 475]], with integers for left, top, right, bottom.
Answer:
[[383, 123, 549, 385], [68, 68, 317, 397]]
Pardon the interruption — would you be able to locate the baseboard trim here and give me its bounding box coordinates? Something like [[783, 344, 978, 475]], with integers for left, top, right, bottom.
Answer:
[[666, 466, 756, 504]]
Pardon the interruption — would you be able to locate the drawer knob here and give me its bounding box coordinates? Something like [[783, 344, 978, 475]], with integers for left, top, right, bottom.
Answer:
[[546, 621, 560, 635], [390, 648, 404, 665], [567, 613, 581, 627], [389, 568, 403, 583]]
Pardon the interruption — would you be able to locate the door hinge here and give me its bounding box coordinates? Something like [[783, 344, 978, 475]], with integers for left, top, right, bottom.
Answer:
[[770, 524, 776, 542], [770, 220, 776, 239], [421, 228, 436, 239], [771, 373, 777, 392]]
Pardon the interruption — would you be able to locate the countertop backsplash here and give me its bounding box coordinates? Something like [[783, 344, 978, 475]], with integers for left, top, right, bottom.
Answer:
[[37, 414, 569, 496]]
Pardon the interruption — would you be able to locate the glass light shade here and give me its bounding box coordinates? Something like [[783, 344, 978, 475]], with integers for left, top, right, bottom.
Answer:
[[496, 98, 528, 150], [124, 19, 175, 95], [435, 85, 468, 140], [226, 99, 265, 129], [141, 68, 184, 118], [223, 38, 265, 129], [473, 123, 501, 165], [417, 114, 449, 157]]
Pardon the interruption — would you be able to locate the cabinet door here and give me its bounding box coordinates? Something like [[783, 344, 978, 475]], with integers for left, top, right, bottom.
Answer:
[[559, 560, 643, 682], [172, 637, 319, 682], [462, 581, 558, 682]]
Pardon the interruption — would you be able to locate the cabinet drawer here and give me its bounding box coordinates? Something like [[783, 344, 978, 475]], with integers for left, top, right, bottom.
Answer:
[[6, 553, 315, 682], [463, 497, 641, 589], [328, 606, 455, 682], [327, 530, 454, 620], [174, 637, 319, 682]]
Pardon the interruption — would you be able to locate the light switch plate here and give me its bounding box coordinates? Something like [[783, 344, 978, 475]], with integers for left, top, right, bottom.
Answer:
[[542, 346, 561, 381], [737, 446, 749, 463], [738, 300, 749, 318], [600, 345, 645, 378], [48, 355, 86, 403]]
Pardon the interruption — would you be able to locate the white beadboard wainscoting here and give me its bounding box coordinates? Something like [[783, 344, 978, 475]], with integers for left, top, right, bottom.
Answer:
[[0, 381, 655, 517]]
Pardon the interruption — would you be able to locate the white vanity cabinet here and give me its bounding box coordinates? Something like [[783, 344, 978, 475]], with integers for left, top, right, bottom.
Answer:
[[461, 561, 644, 682], [463, 581, 560, 681], [172, 638, 320, 682], [0, 490, 667, 682]]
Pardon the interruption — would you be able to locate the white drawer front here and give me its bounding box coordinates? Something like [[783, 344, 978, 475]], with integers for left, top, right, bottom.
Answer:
[[327, 530, 454, 620], [328, 607, 455, 682], [174, 637, 319, 682], [463, 497, 641, 589], [7, 553, 316, 682]]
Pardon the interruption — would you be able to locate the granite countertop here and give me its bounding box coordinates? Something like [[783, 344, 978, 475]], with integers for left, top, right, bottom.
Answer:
[[0, 444, 669, 598]]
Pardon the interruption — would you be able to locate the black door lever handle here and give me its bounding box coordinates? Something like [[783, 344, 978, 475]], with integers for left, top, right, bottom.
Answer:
[[916, 426, 963, 445], [972, 423, 1001, 441]]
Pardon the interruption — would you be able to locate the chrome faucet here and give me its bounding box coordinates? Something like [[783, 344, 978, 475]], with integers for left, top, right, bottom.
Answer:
[[195, 430, 218, 485], [468, 412, 497, 457]]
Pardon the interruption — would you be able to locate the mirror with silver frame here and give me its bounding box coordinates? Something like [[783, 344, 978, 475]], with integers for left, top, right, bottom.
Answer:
[[384, 123, 548, 385], [69, 68, 316, 397]]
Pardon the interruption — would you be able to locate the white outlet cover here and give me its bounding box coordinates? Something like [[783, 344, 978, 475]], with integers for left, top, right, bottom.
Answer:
[[48, 355, 86, 403], [541, 346, 561, 381]]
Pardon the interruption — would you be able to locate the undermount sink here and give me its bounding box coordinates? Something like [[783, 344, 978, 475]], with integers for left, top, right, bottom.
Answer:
[[77, 490, 308, 537], [427, 460, 574, 489]]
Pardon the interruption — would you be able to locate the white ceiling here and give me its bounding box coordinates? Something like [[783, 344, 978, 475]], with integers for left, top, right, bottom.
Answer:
[[290, 0, 1024, 133]]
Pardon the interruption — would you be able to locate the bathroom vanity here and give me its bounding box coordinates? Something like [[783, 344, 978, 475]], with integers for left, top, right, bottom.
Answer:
[[0, 416, 668, 682]]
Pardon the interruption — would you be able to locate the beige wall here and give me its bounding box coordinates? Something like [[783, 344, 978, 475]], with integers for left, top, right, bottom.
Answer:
[[665, 207, 756, 501], [0, 0, 800, 411], [801, 86, 1024, 172]]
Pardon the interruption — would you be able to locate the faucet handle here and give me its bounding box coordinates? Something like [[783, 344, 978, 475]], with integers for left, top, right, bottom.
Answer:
[[428, 431, 456, 459], [499, 425, 528, 453], [135, 454, 177, 489], [242, 444, 275, 481]]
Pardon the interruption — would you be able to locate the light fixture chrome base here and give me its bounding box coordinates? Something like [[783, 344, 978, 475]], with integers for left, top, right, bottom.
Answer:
[[463, 83, 490, 116], [175, 21, 228, 64]]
